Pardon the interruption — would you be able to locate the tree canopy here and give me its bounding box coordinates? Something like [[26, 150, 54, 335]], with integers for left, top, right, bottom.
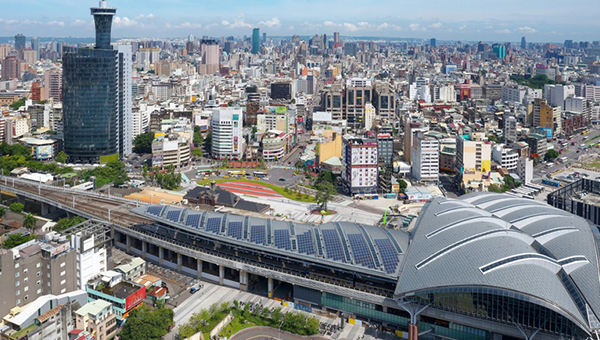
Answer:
[[545, 149, 559, 160], [55, 151, 68, 163], [315, 181, 337, 210], [4, 233, 36, 249], [510, 74, 565, 90], [120, 304, 174, 340], [81, 160, 129, 187], [144, 165, 182, 190], [133, 133, 154, 154], [52, 216, 86, 232], [9, 202, 24, 213], [9, 97, 26, 110], [398, 179, 408, 193]]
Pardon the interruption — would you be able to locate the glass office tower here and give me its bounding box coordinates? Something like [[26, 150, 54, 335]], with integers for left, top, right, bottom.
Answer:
[[62, 0, 119, 163], [252, 28, 260, 54]]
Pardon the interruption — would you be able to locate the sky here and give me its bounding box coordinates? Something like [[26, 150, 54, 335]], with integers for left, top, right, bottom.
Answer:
[[2, 0, 600, 42]]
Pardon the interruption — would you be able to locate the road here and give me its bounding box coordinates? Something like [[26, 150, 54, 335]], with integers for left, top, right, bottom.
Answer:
[[231, 327, 328, 340]]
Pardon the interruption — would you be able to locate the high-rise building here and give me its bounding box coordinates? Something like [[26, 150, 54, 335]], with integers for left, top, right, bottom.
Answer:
[[262, 32, 267, 44], [31, 37, 40, 60], [251, 28, 260, 54], [492, 44, 506, 60], [430, 38, 436, 47], [198, 38, 219, 74], [333, 32, 340, 43], [345, 78, 372, 129], [44, 68, 62, 101], [211, 107, 245, 160], [63, 0, 131, 163], [0, 55, 21, 80], [455, 132, 492, 185], [14, 34, 26, 51], [411, 132, 439, 182], [521, 36, 527, 50], [341, 135, 378, 196], [565, 40, 573, 49]]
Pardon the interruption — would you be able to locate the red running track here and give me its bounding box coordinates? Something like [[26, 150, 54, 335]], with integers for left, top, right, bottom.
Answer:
[[218, 182, 282, 197]]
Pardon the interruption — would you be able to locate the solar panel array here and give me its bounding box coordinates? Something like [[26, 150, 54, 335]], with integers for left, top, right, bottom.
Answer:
[[185, 214, 202, 228], [375, 238, 400, 274], [334, 223, 352, 262], [357, 225, 381, 268], [322, 229, 344, 261], [243, 217, 249, 239], [165, 210, 181, 222], [206, 217, 221, 234], [314, 229, 324, 256], [274, 229, 291, 250], [250, 225, 266, 245], [383, 229, 403, 254], [348, 234, 375, 268], [227, 221, 243, 239], [147, 206, 163, 216], [297, 230, 315, 255]]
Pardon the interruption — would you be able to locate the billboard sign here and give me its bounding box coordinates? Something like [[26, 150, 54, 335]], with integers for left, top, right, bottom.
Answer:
[[125, 286, 146, 311]]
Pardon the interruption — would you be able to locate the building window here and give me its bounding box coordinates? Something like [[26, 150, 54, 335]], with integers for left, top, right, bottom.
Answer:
[[37, 271, 40, 276], [23, 269, 27, 274], [36, 263, 41, 268], [14, 263, 19, 269], [37, 289, 41, 294], [15, 281, 19, 287], [16, 299, 20, 304], [23, 277, 28, 283], [60, 288, 66, 294], [60, 262, 65, 268], [24, 295, 28, 301], [16, 290, 20, 296], [60, 279, 66, 285], [15, 272, 19, 278], [24, 286, 28, 292], [37, 280, 41, 285]]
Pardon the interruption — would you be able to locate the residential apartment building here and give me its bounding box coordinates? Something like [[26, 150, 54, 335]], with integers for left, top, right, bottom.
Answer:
[[411, 132, 440, 182], [455, 132, 492, 177], [501, 84, 527, 104], [492, 145, 519, 172], [151, 133, 191, 167], [533, 98, 562, 137], [345, 78, 372, 129], [0, 238, 77, 318], [211, 107, 244, 160], [373, 84, 395, 120], [261, 130, 288, 161], [526, 133, 547, 159], [75, 300, 118, 340], [377, 133, 394, 169], [544, 84, 575, 110], [341, 135, 378, 196], [320, 83, 344, 120]]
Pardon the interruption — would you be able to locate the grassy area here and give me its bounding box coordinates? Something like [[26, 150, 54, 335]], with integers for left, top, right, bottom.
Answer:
[[218, 315, 258, 337], [197, 179, 317, 203]]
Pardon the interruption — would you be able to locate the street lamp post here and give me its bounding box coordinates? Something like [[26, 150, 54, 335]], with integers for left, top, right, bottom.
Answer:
[[278, 320, 284, 340]]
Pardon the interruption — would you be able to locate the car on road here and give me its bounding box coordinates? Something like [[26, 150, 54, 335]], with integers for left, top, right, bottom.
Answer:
[[190, 287, 199, 294], [279, 178, 286, 182]]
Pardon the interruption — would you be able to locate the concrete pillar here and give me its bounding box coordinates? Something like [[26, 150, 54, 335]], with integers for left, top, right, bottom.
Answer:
[[126, 235, 131, 253], [158, 247, 164, 265], [219, 265, 224, 285], [268, 277, 274, 298], [142, 241, 147, 258], [197, 260, 203, 278], [239, 270, 248, 291], [382, 306, 388, 313], [408, 323, 418, 340], [17, 195, 25, 205], [177, 253, 182, 271], [40, 202, 49, 216]]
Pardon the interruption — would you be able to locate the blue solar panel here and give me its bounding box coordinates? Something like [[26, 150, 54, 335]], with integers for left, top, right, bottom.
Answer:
[[206, 217, 221, 234], [227, 222, 243, 239], [274, 229, 291, 250], [297, 231, 315, 255], [348, 234, 375, 269], [322, 229, 344, 261], [375, 238, 400, 274], [165, 210, 181, 222], [147, 206, 163, 216], [185, 214, 202, 228], [250, 225, 266, 245]]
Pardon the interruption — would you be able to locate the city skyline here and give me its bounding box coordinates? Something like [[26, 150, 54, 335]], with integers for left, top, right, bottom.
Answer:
[[1, 0, 600, 42]]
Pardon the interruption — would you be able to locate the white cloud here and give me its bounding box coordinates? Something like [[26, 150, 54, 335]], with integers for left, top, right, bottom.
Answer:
[[323, 21, 338, 27], [71, 19, 89, 27], [113, 17, 142, 27], [496, 28, 511, 34], [357, 22, 370, 28], [485, 25, 493, 29], [175, 22, 202, 29], [409, 23, 420, 31], [221, 20, 230, 25], [205, 23, 218, 29], [147, 14, 154, 19], [377, 22, 401, 31], [48, 21, 65, 26], [458, 25, 467, 30], [165, 23, 172, 28], [258, 17, 280, 28], [289, 25, 294, 30], [343, 23, 359, 32], [230, 16, 252, 29], [516, 26, 537, 33], [428, 22, 442, 29]]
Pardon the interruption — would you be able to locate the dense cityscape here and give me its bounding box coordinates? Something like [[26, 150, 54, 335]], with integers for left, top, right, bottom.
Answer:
[[2, 1, 600, 340]]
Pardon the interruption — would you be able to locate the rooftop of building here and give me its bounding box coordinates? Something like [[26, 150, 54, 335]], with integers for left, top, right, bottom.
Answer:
[[75, 300, 111, 317], [114, 257, 145, 275], [97, 281, 143, 300]]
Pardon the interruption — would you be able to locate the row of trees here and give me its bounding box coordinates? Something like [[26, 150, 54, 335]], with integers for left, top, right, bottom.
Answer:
[[488, 175, 522, 193], [119, 303, 174, 340], [81, 160, 129, 187]]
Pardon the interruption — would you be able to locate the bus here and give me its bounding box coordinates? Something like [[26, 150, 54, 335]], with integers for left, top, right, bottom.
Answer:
[[253, 171, 268, 178], [583, 136, 589, 141], [542, 178, 560, 187], [561, 141, 568, 147]]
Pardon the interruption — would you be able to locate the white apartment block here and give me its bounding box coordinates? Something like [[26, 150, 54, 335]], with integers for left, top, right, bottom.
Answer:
[[492, 144, 519, 171], [544, 84, 575, 110], [211, 107, 245, 160], [502, 85, 526, 104], [411, 132, 439, 182]]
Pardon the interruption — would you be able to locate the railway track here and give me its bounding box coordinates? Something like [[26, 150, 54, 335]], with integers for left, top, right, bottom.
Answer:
[[3, 180, 152, 227]]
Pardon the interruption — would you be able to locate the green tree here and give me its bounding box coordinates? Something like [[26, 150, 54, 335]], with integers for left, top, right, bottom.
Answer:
[[81, 160, 129, 187], [3, 233, 36, 249], [192, 148, 203, 158], [316, 171, 335, 185], [23, 213, 37, 234], [316, 181, 337, 211], [9, 97, 26, 110], [488, 183, 504, 193], [55, 151, 69, 163], [52, 216, 86, 232], [0, 207, 5, 219], [9, 202, 24, 213], [545, 149, 559, 160], [133, 133, 154, 154], [398, 179, 408, 193], [227, 100, 234, 106], [120, 304, 174, 340]]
